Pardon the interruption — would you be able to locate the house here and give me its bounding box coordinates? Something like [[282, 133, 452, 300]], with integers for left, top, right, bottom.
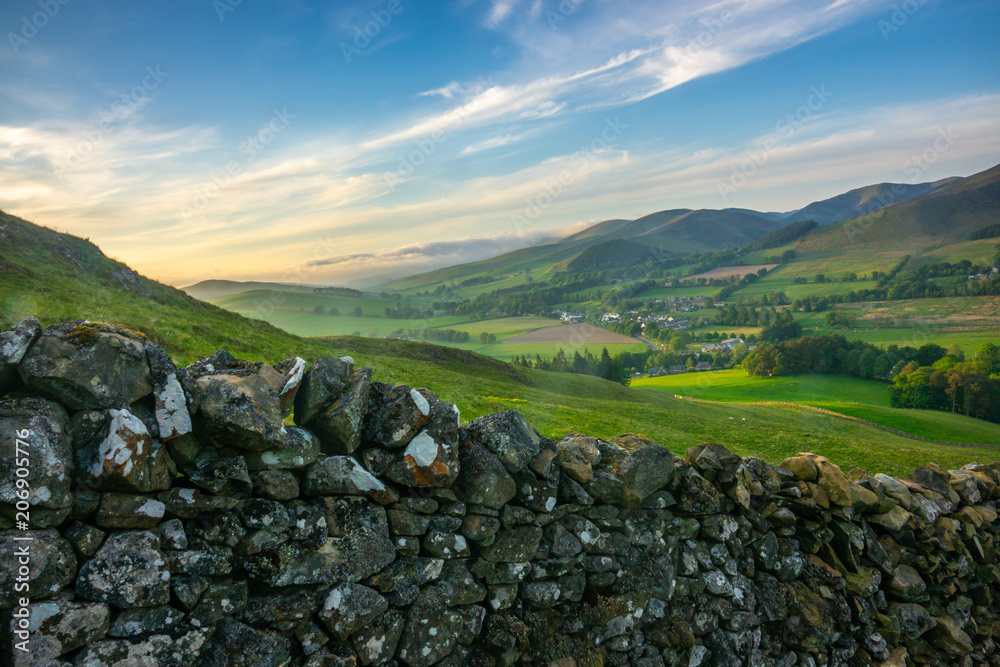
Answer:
[[718, 337, 744, 351], [701, 344, 718, 353], [669, 365, 686, 374], [695, 362, 713, 371], [648, 367, 668, 377]]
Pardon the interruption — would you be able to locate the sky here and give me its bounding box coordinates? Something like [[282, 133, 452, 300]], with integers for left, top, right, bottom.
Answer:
[[1, 0, 999, 287]]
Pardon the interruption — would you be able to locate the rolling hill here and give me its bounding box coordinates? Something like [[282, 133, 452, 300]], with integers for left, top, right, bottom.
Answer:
[[380, 168, 994, 295], [798, 163, 1000, 257], [182, 280, 323, 301], [2, 209, 995, 475]]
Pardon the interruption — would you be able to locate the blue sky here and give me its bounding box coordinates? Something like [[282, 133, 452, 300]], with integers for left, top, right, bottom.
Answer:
[[1, 0, 998, 285]]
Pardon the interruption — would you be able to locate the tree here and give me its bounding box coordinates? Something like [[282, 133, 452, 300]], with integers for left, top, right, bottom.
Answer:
[[313, 305, 325, 315], [328, 307, 339, 316], [352, 306, 363, 317]]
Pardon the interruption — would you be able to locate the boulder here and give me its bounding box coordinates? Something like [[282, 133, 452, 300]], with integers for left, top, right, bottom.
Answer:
[[18, 321, 153, 409], [467, 410, 541, 473], [70, 626, 214, 667], [384, 391, 461, 488], [0, 317, 41, 394], [556, 435, 602, 484], [454, 440, 516, 510], [184, 350, 288, 451], [76, 531, 171, 608], [365, 383, 432, 449], [294, 356, 353, 426], [309, 367, 372, 455], [73, 407, 176, 493], [621, 445, 676, 501], [0, 398, 73, 524], [244, 426, 320, 471], [318, 583, 389, 641], [273, 355, 306, 418], [95, 492, 165, 529], [302, 455, 398, 505], [198, 619, 292, 667], [0, 530, 76, 608], [145, 342, 192, 441], [12, 600, 110, 665]]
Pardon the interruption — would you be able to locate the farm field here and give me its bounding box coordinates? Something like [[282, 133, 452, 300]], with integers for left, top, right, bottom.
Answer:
[[633, 370, 890, 405], [793, 296, 1000, 353], [503, 322, 639, 345], [634, 369, 1000, 445], [685, 264, 778, 282]]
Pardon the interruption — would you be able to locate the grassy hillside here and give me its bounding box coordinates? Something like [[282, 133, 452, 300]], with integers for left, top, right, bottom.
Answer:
[[2, 211, 997, 475], [786, 178, 957, 225], [382, 208, 783, 295]]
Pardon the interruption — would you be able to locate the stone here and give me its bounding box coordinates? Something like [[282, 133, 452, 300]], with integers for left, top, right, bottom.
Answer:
[[927, 615, 973, 657], [274, 355, 306, 418], [455, 440, 516, 510], [95, 492, 166, 529], [365, 382, 432, 449], [18, 321, 152, 410], [384, 391, 461, 488], [189, 455, 253, 497], [779, 455, 818, 482], [397, 593, 465, 666], [145, 342, 192, 441], [11, 600, 109, 664], [0, 398, 73, 523], [198, 619, 292, 667], [157, 487, 239, 518], [351, 609, 405, 665], [109, 605, 185, 637], [423, 530, 470, 559], [74, 407, 176, 493], [319, 583, 389, 640], [468, 410, 541, 473], [867, 505, 913, 533], [76, 531, 171, 608], [251, 469, 300, 500], [0, 317, 41, 394], [310, 368, 371, 455], [243, 426, 320, 471], [65, 521, 106, 558], [481, 525, 543, 563], [557, 435, 602, 483], [184, 350, 288, 451], [303, 455, 398, 505], [889, 602, 937, 641], [294, 356, 353, 426], [71, 628, 213, 666], [0, 530, 76, 608], [889, 564, 927, 602], [621, 445, 676, 501], [367, 557, 445, 605], [190, 579, 249, 626], [156, 518, 188, 550]]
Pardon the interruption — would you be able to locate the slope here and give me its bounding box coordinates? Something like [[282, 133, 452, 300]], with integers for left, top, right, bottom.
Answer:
[[1, 210, 994, 475]]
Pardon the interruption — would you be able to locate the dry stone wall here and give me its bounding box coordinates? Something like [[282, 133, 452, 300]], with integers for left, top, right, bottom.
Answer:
[[1, 319, 999, 666]]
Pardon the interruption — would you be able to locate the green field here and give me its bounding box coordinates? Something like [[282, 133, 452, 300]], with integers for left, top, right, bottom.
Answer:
[[633, 370, 890, 405], [634, 370, 1000, 446], [4, 211, 1000, 477]]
